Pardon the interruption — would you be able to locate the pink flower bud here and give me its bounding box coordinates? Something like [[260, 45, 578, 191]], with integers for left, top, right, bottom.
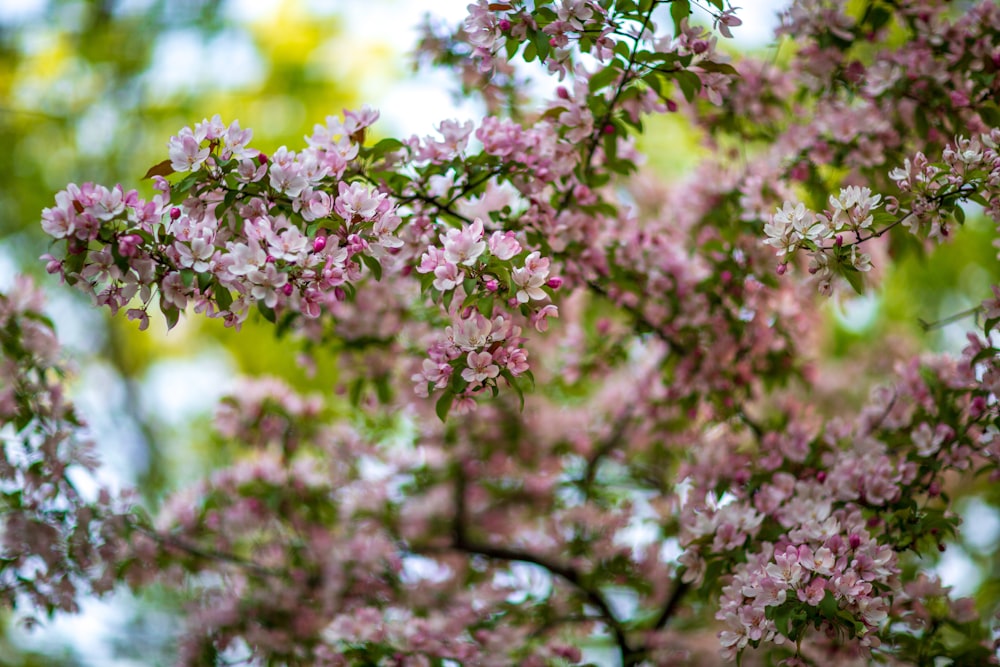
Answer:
[[334, 287, 346, 301], [816, 470, 827, 483], [266, 255, 275, 263], [118, 234, 142, 258], [43, 256, 62, 274], [485, 279, 499, 292], [257, 152, 269, 165], [835, 235, 843, 247], [170, 207, 182, 220], [549, 37, 558, 47], [849, 533, 862, 550], [928, 481, 941, 497], [666, 99, 678, 113], [692, 40, 709, 54], [971, 395, 987, 418], [776, 263, 788, 276], [313, 236, 327, 253], [602, 123, 615, 135], [546, 276, 563, 289], [720, 270, 732, 283], [556, 86, 570, 100], [282, 283, 294, 296], [498, 18, 511, 31]]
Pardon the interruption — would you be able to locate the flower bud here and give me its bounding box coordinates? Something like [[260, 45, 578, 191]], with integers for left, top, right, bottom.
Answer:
[[666, 99, 678, 113], [776, 263, 787, 276], [849, 533, 862, 550], [546, 276, 563, 289], [498, 18, 511, 31], [313, 236, 327, 253], [170, 207, 182, 220], [282, 283, 294, 296], [485, 279, 499, 292]]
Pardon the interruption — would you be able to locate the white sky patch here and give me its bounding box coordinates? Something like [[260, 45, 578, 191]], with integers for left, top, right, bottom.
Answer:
[[834, 292, 880, 332], [934, 545, 981, 598], [0, 0, 46, 24], [144, 28, 263, 98], [961, 498, 1000, 553], [140, 349, 237, 425], [12, 595, 172, 667]]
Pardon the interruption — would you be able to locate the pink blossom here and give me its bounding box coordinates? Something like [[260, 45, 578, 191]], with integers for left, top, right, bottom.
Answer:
[[461, 350, 500, 383]]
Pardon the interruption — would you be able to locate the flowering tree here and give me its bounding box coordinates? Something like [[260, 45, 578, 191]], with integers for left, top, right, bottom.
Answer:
[[6, 0, 1000, 664]]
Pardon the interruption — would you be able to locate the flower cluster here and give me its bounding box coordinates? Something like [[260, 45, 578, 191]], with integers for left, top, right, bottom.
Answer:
[[42, 110, 401, 332], [764, 186, 883, 294], [890, 129, 1000, 242]]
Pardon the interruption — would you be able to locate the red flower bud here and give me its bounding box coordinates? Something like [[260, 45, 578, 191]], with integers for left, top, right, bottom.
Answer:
[[170, 207, 182, 220]]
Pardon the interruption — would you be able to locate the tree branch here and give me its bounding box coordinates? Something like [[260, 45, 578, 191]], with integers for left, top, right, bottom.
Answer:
[[442, 464, 635, 661]]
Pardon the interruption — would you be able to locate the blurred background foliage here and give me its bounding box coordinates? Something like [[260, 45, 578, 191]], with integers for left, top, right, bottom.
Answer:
[[0, 0, 374, 662], [0, 0, 997, 664]]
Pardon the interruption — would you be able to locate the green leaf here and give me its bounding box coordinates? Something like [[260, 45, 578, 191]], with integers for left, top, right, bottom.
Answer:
[[953, 204, 966, 225], [589, 62, 622, 93], [161, 303, 180, 330], [478, 294, 494, 319], [143, 159, 175, 180], [214, 282, 233, 311], [361, 253, 383, 281], [532, 30, 551, 62], [698, 61, 738, 75], [257, 301, 277, 323], [523, 40, 537, 63], [500, 370, 525, 411], [435, 391, 454, 422], [670, 0, 691, 35], [370, 137, 404, 155], [673, 70, 702, 103], [841, 266, 866, 295]]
